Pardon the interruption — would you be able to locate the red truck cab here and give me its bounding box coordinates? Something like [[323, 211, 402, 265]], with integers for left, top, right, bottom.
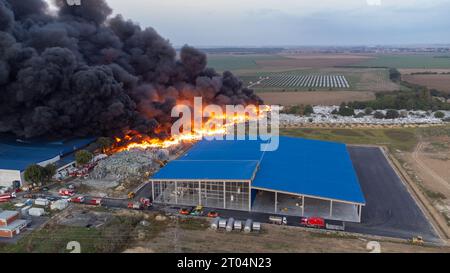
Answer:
[[70, 196, 85, 203], [59, 189, 75, 196], [300, 217, 325, 229]]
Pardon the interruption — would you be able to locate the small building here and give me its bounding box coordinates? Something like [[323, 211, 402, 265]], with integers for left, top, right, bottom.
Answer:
[[0, 210, 27, 238], [0, 210, 19, 227], [0, 137, 96, 188]]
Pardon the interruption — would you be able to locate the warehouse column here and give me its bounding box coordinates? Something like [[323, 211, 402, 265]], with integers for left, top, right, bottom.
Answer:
[[198, 181, 201, 205], [151, 181, 154, 202], [274, 192, 278, 213], [301, 196, 305, 216], [174, 181, 178, 204], [358, 205, 362, 222], [223, 181, 226, 209], [329, 200, 333, 217], [248, 184, 251, 211]]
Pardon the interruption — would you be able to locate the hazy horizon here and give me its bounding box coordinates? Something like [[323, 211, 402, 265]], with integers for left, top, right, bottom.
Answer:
[[47, 0, 450, 47]]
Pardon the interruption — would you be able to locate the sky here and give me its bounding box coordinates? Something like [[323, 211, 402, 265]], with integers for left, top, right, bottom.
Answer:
[[51, 0, 450, 46]]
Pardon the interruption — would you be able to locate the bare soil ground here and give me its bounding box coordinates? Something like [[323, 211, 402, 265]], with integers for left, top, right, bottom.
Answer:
[[402, 74, 450, 93], [259, 91, 375, 106], [127, 223, 448, 253], [397, 135, 450, 227]]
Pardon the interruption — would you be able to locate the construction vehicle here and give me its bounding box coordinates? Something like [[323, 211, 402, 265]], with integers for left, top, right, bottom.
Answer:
[[300, 217, 325, 229], [127, 192, 135, 199], [190, 205, 203, 216], [411, 236, 424, 245], [269, 216, 287, 225]]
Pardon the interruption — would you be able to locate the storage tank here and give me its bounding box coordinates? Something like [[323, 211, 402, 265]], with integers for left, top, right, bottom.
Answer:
[[253, 222, 261, 231], [226, 218, 235, 232], [218, 218, 227, 229], [244, 219, 253, 233], [210, 217, 220, 230], [234, 220, 242, 231]]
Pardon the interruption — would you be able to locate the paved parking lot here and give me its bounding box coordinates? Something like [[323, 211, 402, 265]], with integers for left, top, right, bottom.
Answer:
[[346, 146, 439, 241]]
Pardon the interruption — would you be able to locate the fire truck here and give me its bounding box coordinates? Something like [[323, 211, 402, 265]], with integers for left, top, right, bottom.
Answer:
[[0, 192, 16, 202], [59, 189, 75, 196]]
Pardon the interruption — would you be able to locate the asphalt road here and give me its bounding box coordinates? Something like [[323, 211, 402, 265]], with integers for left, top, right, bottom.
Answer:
[[346, 146, 439, 242]]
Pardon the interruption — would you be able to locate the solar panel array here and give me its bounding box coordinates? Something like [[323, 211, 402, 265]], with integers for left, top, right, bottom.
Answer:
[[257, 74, 350, 88]]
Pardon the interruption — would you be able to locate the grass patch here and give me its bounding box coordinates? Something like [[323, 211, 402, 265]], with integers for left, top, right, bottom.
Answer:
[[0, 202, 16, 211], [0, 215, 144, 253], [424, 190, 446, 200], [178, 217, 209, 231], [281, 127, 418, 151]]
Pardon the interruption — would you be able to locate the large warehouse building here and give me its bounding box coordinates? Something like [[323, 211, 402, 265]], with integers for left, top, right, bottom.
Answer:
[[150, 136, 366, 222], [0, 137, 95, 188]]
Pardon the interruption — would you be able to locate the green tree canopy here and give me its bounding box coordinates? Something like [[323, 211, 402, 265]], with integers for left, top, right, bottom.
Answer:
[[75, 150, 93, 166], [24, 164, 46, 184]]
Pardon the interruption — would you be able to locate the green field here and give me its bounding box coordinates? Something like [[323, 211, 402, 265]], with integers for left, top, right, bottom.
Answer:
[[206, 54, 287, 72], [357, 54, 450, 69], [281, 127, 419, 151]]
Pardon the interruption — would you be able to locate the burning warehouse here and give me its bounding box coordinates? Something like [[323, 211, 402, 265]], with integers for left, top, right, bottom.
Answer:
[[149, 137, 366, 223]]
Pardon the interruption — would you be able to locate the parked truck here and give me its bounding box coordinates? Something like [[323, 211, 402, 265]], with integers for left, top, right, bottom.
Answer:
[[139, 198, 152, 208], [88, 198, 102, 206], [59, 189, 75, 197], [300, 217, 326, 229], [269, 216, 287, 225], [127, 202, 143, 210], [70, 196, 85, 203], [0, 192, 16, 202]]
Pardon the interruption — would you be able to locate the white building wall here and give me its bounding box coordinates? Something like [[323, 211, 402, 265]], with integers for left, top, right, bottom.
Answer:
[[0, 169, 22, 188]]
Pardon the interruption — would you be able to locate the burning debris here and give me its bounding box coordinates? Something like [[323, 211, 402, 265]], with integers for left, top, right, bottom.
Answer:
[[0, 0, 262, 139]]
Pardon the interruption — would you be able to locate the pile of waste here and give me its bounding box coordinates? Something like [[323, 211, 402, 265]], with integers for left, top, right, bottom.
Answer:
[[91, 149, 169, 180]]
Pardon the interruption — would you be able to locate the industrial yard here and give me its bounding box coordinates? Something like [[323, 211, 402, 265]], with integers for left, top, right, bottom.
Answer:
[[1, 0, 450, 257]]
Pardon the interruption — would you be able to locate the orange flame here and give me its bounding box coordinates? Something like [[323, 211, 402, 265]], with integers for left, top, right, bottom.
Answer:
[[113, 105, 270, 151]]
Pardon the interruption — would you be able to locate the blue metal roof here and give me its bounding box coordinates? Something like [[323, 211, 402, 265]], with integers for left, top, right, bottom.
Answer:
[[0, 137, 96, 171], [152, 160, 259, 181], [253, 137, 366, 204], [150, 136, 366, 204]]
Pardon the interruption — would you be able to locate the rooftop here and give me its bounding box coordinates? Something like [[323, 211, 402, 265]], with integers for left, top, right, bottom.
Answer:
[[150, 136, 366, 205], [0, 137, 96, 171]]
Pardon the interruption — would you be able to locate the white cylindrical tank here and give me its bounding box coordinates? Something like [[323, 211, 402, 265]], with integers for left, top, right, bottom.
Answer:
[[211, 217, 220, 230], [226, 218, 235, 232], [244, 219, 253, 233], [218, 218, 227, 229], [253, 222, 261, 231], [234, 220, 242, 231]]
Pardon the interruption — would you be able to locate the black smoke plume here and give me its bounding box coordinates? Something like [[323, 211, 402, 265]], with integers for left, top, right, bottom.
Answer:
[[0, 0, 262, 139]]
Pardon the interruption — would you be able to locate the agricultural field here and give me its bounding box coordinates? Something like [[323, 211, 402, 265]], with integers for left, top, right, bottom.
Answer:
[[241, 68, 399, 93], [259, 91, 375, 106], [402, 74, 450, 93], [249, 74, 350, 89], [356, 54, 450, 69]]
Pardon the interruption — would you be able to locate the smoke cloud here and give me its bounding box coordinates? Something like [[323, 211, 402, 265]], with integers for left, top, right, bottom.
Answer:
[[0, 0, 262, 139]]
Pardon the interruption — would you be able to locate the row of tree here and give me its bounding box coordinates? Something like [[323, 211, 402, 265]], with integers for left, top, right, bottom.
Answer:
[[282, 104, 314, 116], [22, 137, 115, 185]]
